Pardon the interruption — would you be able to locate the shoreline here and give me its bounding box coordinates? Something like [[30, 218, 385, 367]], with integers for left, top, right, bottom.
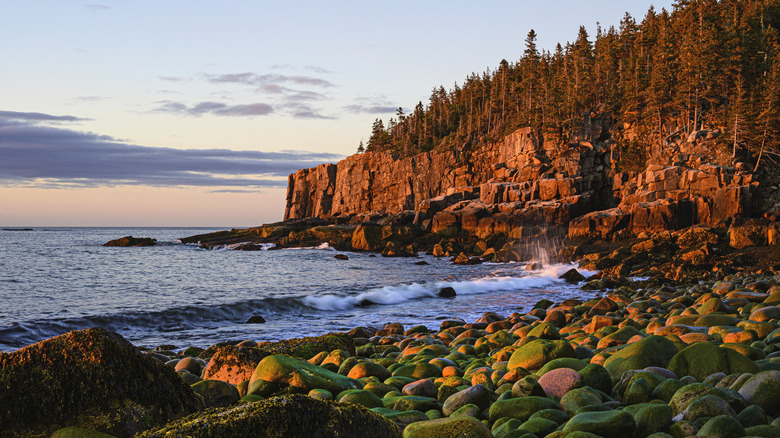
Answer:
[[3, 261, 780, 437]]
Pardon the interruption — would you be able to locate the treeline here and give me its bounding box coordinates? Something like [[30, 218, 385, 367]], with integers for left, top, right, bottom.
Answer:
[[363, 0, 780, 169]]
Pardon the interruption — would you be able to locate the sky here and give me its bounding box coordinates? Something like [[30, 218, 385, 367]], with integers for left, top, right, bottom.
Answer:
[[0, 1, 675, 227]]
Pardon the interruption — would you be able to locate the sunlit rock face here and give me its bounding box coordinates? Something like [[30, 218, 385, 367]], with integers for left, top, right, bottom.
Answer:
[[285, 126, 758, 240]]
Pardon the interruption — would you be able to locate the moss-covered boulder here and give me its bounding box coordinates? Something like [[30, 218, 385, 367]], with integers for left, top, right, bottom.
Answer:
[[696, 414, 745, 438], [441, 383, 493, 416], [138, 394, 402, 437], [603, 335, 678, 377], [561, 410, 637, 438], [256, 333, 355, 359], [622, 403, 673, 437], [402, 416, 492, 438], [737, 370, 780, 416], [247, 354, 361, 397], [667, 342, 759, 381], [0, 328, 203, 437], [488, 396, 560, 423], [507, 339, 576, 371]]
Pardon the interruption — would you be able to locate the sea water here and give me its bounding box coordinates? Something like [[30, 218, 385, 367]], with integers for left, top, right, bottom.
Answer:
[[0, 227, 595, 351]]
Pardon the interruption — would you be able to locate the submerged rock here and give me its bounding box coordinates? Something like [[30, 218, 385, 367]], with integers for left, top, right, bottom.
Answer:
[[0, 328, 202, 437]]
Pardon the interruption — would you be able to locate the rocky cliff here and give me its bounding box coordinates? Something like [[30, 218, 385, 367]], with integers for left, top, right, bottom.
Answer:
[[285, 125, 765, 241]]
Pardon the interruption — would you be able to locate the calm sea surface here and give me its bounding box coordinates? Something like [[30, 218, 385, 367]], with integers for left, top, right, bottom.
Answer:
[[0, 227, 595, 351]]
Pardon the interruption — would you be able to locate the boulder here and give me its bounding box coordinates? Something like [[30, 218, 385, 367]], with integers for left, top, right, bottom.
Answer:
[[0, 328, 202, 437], [247, 355, 361, 397], [401, 416, 491, 438], [507, 339, 576, 371], [441, 384, 492, 416], [737, 370, 780, 416], [191, 379, 241, 408], [561, 410, 637, 438], [103, 236, 157, 247], [202, 345, 272, 385], [139, 394, 401, 438], [667, 342, 759, 381], [352, 224, 384, 251], [603, 335, 679, 377], [488, 396, 560, 423]]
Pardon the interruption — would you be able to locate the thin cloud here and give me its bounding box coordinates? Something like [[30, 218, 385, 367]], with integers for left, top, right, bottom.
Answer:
[[344, 96, 399, 114], [279, 102, 335, 120], [85, 4, 109, 11], [204, 73, 335, 88], [0, 110, 88, 123], [305, 65, 332, 74], [0, 111, 343, 189], [153, 101, 274, 117]]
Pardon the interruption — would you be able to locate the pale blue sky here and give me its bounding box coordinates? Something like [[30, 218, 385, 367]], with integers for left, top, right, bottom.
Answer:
[[0, 1, 674, 226]]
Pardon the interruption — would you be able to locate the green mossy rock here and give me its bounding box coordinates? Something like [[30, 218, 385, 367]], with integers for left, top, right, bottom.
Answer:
[[0, 328, 203, 437], [668, 383, 740, 415], [307, 388, 332, 401], [191, 379, 241, 408], [519, 417, 559, 436], [390, 396, 441, 412], [339, 389, 384, 408], [696, 414, 745, 438], [738, 404, 769, 427], [559, 386, 604, 416], [744, 424, 780, 437], [529, 409, 570, 425], [248, 354, 361, 397], [50, 426, 118, 438], [371, 408, 429, 428], [449, 403, 482, 418], [622, 403, 673, 437], [561, 410, 636, 438], [603, 335, 679, 377], [667, 342, 759, 381], [391, 363, 443, 379], [577, 363, 613, 394], [682, 394, 737, 421], [256, 333, 355, 359], [139, 394, 402, 438], [488, 396, 560, 423], [508, 339, 576, 371], [737, 370, 780, 416], [402, 416, 492, 438], [527, 322, 561, 340], [535, 357, 586, 376], [651, 378, 684, 403]]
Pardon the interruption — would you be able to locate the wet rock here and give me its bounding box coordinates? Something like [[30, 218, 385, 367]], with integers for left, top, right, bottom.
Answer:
[[138, 394, 401, 438], [334, 254, 349, 260], [560, 268, 586, 283], [0, 328, 202, 437], [245, 315, 266, 324], [175, 356, 203, 376], [697, 414, 745, 438], [437, 287, 456, 298], [339, 389, 384, 408], [103, 236, 157, 247]]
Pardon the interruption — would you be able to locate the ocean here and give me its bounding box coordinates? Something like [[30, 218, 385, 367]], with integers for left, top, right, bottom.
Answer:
[[0, 227, 595, 351]]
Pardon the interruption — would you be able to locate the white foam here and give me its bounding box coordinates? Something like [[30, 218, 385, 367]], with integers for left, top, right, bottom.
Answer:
[[302, 263, 581, 311]]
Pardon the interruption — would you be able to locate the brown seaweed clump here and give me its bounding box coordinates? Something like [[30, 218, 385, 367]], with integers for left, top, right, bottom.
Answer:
[[138, 394, 402, 438], [0, 328, 203, 437]]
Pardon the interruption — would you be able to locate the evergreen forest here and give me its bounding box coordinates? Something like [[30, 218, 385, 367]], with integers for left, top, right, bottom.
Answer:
[[363, 0, 780, 171]]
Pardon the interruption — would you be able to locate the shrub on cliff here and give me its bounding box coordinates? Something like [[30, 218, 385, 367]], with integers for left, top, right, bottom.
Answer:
[[0, 328, 203, 437]]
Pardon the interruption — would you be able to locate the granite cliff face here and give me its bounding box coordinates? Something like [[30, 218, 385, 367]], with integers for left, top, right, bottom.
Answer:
[[285, 126, 761, 241]]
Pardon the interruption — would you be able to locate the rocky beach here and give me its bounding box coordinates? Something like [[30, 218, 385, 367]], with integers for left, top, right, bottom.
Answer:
[[3, 255, 780, 437]]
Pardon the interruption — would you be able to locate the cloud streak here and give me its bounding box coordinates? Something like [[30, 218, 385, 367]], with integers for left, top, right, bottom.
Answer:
[[153, 101, 274, 117], [0, 111, 342, 189]]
